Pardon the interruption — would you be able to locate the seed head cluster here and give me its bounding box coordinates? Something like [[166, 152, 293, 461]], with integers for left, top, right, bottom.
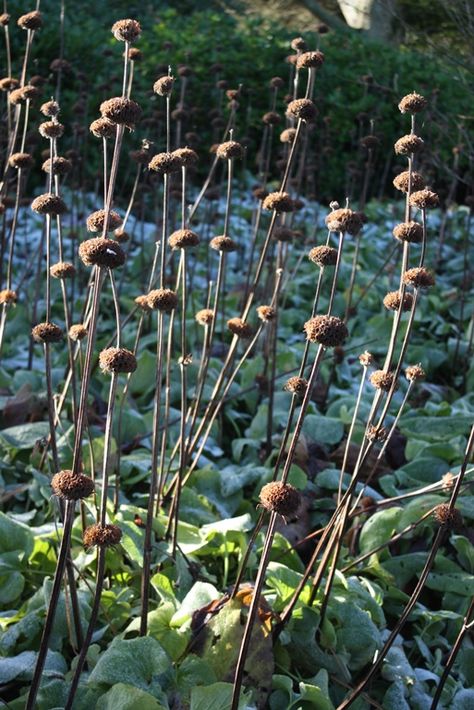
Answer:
[[227, 317, 253, 339], [369, 370, 396, 391], [99, 347, 137, 374], [78, 238, 126, 269], [393, 221, 423, 243], [169, 229, 200, 249], [32, 322, 63, 343], [147, 289, 178, 312], [383, 290, 414, 312], [308, 245, 337, 267], [83, 523, 123, 548], [304, 315, 348, 347], [51, 471, 94, 500], [259, 481, 301, 517], [403, 267, 435, 289], [284, 376, 308, 396]]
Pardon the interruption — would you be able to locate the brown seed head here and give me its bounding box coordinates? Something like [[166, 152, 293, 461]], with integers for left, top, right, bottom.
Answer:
[[69, 324, 88, 341], [99, 347, 137, 374], [50, 261, 76, 279], [86, 209, 122, 233], [42, 156, 72, 175], [147, 288, 178, 312], [360, 135, 380, 150], [227, 317, 253, 339], [263, 191, 294, 213], [31, 193, 67, 215], [393, 221, 423, 244], [100, 97, 142, 127], [210, 235, 237, 252], [308, 245, 337, 267], [169, 229, 200, 250], [253, 187, 269, 201], [409, 189, 439, 209], [51, 470, 94, 500], [111, 18, 141, 43], [257, 305, 276, 322], [195, 309, 214, 326], [304, 315, 348, 347], [114, 229, 129, 243], [0, 13, 10, 25], [18, 10, 43, 30], [393, 170, 425, 193], [262, 111, 281, 126], [38, 121, 64, 139], [9, 152, 34, 169], [129, 47, 142, 61], [0, 289, 17, 305], [148, 152, 182, 174], [83, 523, 122, 548], [90, 117, 117, 139], [216, 141, 243, 160], [433, 504, 463, 530], [259, 481, 301, 517], [291, 37, 307, 51], [359, 351, 373, 367], [370, 370, 396, 391], [0, 77, 19, 91], [405, 364, 426, 381], [280, 128, 297, 144], [40, 100, 60, 117], [50, 58, 72, 73], [173, 147, 199, 167], [9, 85, 39, 104], [153, 75, 174, 96], [398, 92, 427, 114], [325, 208, 362, 234], [32, 322, 63, 343], [78, 238, 126, 269], [403, 267, 435, 289], [286, 98, 317, 122], [270, 76, 285, 89], [394, 134, 424, 155], [273, 226, 294, 242], [296, 51, 325, 69], [366, 425, 388, 442], [134, 295, 151, 312], [383, 290, 414, 312], [284, 376, 308, 396]]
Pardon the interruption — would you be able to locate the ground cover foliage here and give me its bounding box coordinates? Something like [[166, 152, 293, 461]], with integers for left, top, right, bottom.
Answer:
[[0, 3, 473, 710]]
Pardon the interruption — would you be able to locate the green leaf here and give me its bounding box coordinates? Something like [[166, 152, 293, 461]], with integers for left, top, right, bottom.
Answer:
[[99, 683, 166, 710], [0, 421, 50, 449], [190, 681, 253, 710], [398, 415, 472, 440], [170, 582, 220, 627], [298, 670, 335, 710], [0, 512, 34, 560], [359, 507, 403, 556], [0, 571, 24, 604], [302, 414, 344, 445]]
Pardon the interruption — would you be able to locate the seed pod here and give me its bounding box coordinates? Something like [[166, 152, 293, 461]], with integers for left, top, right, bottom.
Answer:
[[51, 470, 94, 500], [369, 370, 396, 391], [256, 305, 276, 322], [273, 226, 294, 242], [32, 322, 63, 343], [100, 97, 142, 127], [296, 50, 325, 69], [359, 351, 373, 366], [284, 376, 308, 396], [147, 288, 178, 312], [9, 85, 39, 104], [394, 134, 424, 155], [325, 208, 362, 234], [405, 364, 425, 381], [90, 117, 117, 139], [259, 481, 301, 517], [42, 156, 72, 175], [0, 77, 19, 91], [50, 261, 76, 279], [69, 324, 88, 341], [360, 135, 380, 150], [392, 221, 423, 244], [148, 151, 182, 174], [433, 504, 463, 530], [403, 267, 435, 289], [173, 147, 199, 167], [262, 191, 294, 213], [17, 10, 43, 30], [169, 229, 200, 249], [280, 128, 297, 143], [253, 186, 269, 201], [393, 170, 425, 193], [114, 229, 129, 243], [216, 141, 243, 160], [9, 152, 34, 169], [304, 315, 348, 347], [195, 309, 214, 325], [31, 194, 67, 215], [83, 523, 122, 547], [86, 209, 122, 233], [227, 317, 253, 338], [134, 295, 151, 312], [291, 37, 307, 51], [210, 235, 237, 252], [383, 290, 414, 312], [153, 75, 174, 96], [262, 111, 281, 125], [129, 47, 142, 61], [286, 98, 317, 122], [78, 238, 125, 269], [409, 189, 439, 209], [0, 289, 17, 305], [0, 13, 10, 25], [308, 245, 337, 267], [40, 100, 60, 117], [39, 121, 65, 139], [366, 425, 387, 442], [398, 92, 427, 114], [111, 18, 141, 43], [99, 347, 137, 374]]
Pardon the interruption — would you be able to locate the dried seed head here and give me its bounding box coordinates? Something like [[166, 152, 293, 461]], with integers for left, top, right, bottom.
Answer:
[[227, 317, 253, 338], [178, 64, 192, 77], [441, 472, 454, 491], [42, 156, 72, 175], [32, 322, 63, 343], [111, 18, 141, 43], [83, 523, 122, 548], [0, 289, 17, 305], [40, 100, 60, 117], [359, 351, 373, 366], [263, 191, 294, 213], [257, 305, 276, 322], [69, 324, 88, 341], [114, 229, 129, 243], [304, 315, 348, 347], [286, 98, 317, 122], [86, 209, 122, 233], [128, 47, 142, 62], [173, 147, 199, 167], [169, 228, 200, 249], [291, 37, 307, 51], [393, 221, 423, 244], [51, 470, 94, 500], [433, 504, 463, 530], [50, 58, 72, 73], [148, 151, 182, 174], [403, 267, 435, 289], [78, 238, 126, 269], [0, 77, 19, 91], [99, 347, 137, 374], [259, 481, 301, 517], [17, 10, 43, 30], [216, 141, 243, 160], [210, 235, 237, 252], [393, 170, 425, 193], [369, 369, 396, 391], [308, 245, 337, 267], [262, 111, 281, 126], [409, 189, 439, 209], [90, 117, 117, 139], [154, 75, 174, 97], [9, 85, 39, 104], [253, 186, 269, 201], [195, 309, 214, 326], [129, 147, 152, 164], [360, 135, 380, 150], [38, 121, 65, 139], [31, 193, 67, 215], [383, 290, 414, 312], [50, 261, 76, 279], [394, 134, 424, 155], [134, 295, 151, 312], [325, 208, 362, 235], [147, 288, 178, 312], [270, 76, 285, 89], [280, 127, 297, 143], [405, 364, 426, 381], [284, 376, 308, 396], [366, 425, 388, 442], [273, 226, 295, 242], [0, 13, 10, 25], [171, 106, 188, 122], [296, 50, 325, 69], [398, 92, 427, 114], [9, 152, 34, 169], [100, 97, 142, 127]]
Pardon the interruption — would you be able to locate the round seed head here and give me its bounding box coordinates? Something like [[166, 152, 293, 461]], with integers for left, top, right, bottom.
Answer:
[[393, 170, 425, 193], [31, 193, 67, 215], [369, 369, 396, 391], [83, 523, 122, 548], [129, 147, 152, 164], [78, 238, 126, 269], [50, 261, 76, 279], [284, 376, 308, 396], [262, 111, 281, 125], [263, 191, 294, 213], [154, 75, 174, 96], [0, 77, 19, 91], [171, 106, 188, 121], [366, 425, 388, 442], [69, 324, 88, 341], [0, 289, 17, 305], [257, 305, 276, 322], [134, 295, 151, 312], [40, 100, 60, 117], [405, 364, 426, 381], [286, 98, 317, 122], [393, 221, 423, 244], [99, 347, 137, 374], [360, 135, 380, 150], [51, 470, 94, 500], [280, 127, 297, 143], [32, 322, 63, 343], [9, 85, 39, 104], [403, 267, 435, 289], [325, 208, 359, 234], [50, 58, 72, 73], [409, 189, 439, 209], [173, 147, 199, 167], [359, 351, 373, 366], [0, 13, 10, 25], [394, 134, 424, 155], [169, 228, 200, 249], [90, 117, 117, 139], [111, 18, 141, 43], [18, 10, 43, 30], [9, 152, 34, 169], [42, 156, 72, 175], [227, 317, 253, 339], [259, 481, 301, 517], [433, 504, 463, 530], [398, 92, 427, 114], [216, 141, 243, 160], [100, 97, 142, 127], [253, 186, 269, 201], [291, 36, 307, 51], [86, 209, 122, 233], [195, 309, 214, 326], [39, 121, 65, 139], [147, 288, 178, 312], [178, 64, 192, 77], [304, 315, 348, 347], [383, 290, 414, 312], [128, 47, 142, 61], [210, 235, 237, 252], [296, 51, 325, 69], [308, 245, 337, 267], [148, 151, 182, 174], [270, 76, 284, 89], [114, 229, 129, 243], [273, 226, 294, 242]]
